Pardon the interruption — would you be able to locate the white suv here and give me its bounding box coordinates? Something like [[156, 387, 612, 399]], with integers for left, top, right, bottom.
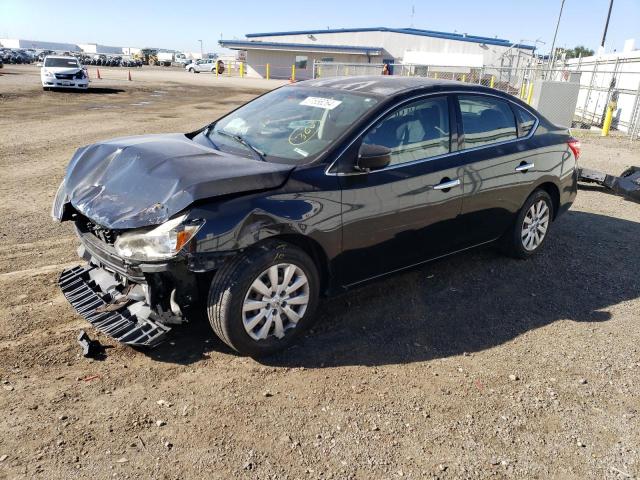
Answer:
[[185, 58, 224, 74], [41, 56, 88, 90]]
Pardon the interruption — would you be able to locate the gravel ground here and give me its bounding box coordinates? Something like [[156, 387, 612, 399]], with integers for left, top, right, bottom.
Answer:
[[1, 65, 639, 479]]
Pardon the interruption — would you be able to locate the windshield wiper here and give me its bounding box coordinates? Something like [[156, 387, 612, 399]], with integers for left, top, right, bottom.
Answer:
[[215, 129, 266, 162]]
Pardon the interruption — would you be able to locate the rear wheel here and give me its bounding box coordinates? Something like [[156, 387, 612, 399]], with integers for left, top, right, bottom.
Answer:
[[500, 189, 553, 259], [207, 240, 320, 356]]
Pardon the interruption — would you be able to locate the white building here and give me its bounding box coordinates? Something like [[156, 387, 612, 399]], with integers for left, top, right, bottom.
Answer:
[[0, 38, 81, 52], [563, 43, 640, 135], [219, 27, 536, 79], [78, 43, 126, 55]]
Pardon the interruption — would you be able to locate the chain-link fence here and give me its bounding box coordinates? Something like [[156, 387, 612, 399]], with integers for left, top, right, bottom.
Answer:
[[312, 59, 640, 140]]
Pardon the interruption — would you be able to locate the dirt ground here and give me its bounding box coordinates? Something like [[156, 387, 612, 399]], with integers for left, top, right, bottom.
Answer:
[[1, 65, 639, 479]]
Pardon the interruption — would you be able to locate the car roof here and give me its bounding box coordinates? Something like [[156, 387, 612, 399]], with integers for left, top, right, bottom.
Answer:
[[293, 75, 472, 97]]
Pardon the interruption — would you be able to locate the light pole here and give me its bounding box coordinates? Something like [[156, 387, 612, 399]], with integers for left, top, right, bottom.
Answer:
[[198, 40, 203, 59], [601, 0, 614, 50], [548, 0, 566, 72]]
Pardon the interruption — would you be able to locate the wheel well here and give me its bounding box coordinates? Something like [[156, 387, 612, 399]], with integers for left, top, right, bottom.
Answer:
[[537, 182, 560, 219], [268, 234, 330, 294]]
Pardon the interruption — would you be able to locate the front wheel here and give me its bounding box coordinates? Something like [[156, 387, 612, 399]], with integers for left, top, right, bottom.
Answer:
[[500, 189, 553, 259], [207, 240, 320, 357]]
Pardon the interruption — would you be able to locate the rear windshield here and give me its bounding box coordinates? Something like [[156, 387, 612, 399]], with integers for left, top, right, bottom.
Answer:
[[44, 58, 79, 68]]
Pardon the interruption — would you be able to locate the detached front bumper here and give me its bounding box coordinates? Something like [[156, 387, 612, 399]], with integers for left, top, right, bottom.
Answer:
[[59, 265, 171, 347]]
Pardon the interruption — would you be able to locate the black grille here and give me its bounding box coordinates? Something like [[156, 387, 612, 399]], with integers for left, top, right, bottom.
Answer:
[[55, 73, 74, 80], [76, 216, 120, 245]]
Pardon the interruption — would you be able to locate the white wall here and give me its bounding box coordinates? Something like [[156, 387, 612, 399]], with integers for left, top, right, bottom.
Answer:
[[247, 31, 533, 67], [0, 38, 81, 51], [564, 51, 640, 133], [244, 49, 369, 79]]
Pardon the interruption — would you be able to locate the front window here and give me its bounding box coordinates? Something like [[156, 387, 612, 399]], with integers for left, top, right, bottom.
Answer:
[[44, 58, 79, 68], [362, 96, 450, 166], [207, 87, 379, 164], [295, 56, 308, 69]]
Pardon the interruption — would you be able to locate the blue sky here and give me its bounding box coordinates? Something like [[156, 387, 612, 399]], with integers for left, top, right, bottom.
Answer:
[[1, 0, 638, 54]]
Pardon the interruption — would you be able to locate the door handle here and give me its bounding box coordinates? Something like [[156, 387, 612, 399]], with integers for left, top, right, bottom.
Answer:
[[515, 162, 535, 172], [433, 178, 461, 191]]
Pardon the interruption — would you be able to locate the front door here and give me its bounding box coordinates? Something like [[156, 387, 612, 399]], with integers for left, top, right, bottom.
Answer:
[[336, 95, 465, 286]]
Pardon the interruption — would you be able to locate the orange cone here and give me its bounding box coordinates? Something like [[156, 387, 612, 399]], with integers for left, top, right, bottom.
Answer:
[[128, 70, 132, 81], [96, 68, 101, 79]]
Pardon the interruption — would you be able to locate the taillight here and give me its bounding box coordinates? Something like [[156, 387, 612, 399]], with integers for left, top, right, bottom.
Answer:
[[568, 138, 581, 161]]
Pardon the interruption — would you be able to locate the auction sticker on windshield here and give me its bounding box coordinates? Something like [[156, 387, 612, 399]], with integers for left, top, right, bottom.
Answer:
[[300, 97, 343, 110]]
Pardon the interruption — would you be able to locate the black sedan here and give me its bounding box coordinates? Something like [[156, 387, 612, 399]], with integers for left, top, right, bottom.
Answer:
[[53, 76, 579, 356]]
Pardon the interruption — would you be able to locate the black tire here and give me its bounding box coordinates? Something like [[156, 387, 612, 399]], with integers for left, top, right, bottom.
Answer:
[[207, 240, 320, 357], [500, 189, 554, 259]]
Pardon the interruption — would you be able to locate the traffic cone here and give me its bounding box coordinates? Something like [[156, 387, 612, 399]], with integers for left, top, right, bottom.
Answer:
[[96, 68, 101, 79], [128, 70, 132, 81]]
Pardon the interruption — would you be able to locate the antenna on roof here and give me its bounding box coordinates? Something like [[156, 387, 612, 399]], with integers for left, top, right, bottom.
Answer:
[[410, 5, 415, 27]]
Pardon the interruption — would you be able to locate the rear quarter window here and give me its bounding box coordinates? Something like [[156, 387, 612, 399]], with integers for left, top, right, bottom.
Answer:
[[514, 106, 538, 137]]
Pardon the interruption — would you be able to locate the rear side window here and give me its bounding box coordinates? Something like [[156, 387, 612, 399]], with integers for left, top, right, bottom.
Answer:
[[362, 96, 450, 166], [514, 106, 537, 136], [458, 95, 517, 149]]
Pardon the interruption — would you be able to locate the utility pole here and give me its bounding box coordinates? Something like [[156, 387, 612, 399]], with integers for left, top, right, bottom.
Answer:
[[548, 0, 566, 72], [601, 0, 614, 49], [198, 39, 203, 58]]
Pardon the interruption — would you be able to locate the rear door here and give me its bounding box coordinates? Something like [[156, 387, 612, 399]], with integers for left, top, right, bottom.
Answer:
[[454, 93, 540, 246], [336, 94, 466, 286]]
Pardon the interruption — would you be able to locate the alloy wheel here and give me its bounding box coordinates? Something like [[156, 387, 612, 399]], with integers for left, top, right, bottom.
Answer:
[[242, 263, 310, 341], [521, 200, 550, 251]]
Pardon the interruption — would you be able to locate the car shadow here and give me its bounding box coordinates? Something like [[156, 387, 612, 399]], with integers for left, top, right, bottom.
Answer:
[[144, 210, 640, 367], [46, 87, 126, 94]]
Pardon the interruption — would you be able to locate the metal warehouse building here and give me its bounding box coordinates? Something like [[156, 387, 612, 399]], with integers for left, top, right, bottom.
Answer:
[[219, 27, 536, 80]]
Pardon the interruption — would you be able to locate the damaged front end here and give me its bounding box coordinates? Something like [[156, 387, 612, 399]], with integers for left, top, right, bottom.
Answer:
[[59, 265, 172, 347], [56, 203, 203, 347]]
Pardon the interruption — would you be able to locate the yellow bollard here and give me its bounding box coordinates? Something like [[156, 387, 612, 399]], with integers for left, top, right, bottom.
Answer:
[[490, 76, 495, 88], [291, 64, 296, 82], [434, 72, 438, 79], [520, 82, 526, 99], [317, 65, 321, 78], [526, 82, 534, 104], [601, 104, 614, 136], [266, 63, 270, 80], [216, 63, 219, 78], [344, 66, 348, 75], [462, 74, 466, 82], [240, 62, 244, 78]]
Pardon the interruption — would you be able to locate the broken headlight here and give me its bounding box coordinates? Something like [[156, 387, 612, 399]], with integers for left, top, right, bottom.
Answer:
[[114, 214, 203, 261]]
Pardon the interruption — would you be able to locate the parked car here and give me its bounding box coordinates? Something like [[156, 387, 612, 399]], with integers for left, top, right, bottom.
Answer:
[[185, 58, 224, 74], [53, 77, 579, 356], [41, 56, 88, 90]]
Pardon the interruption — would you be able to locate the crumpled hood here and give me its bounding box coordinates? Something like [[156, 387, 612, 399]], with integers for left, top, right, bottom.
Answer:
[[63, 133, 294, 229]]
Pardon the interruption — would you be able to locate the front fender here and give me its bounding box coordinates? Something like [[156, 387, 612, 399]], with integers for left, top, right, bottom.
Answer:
[[186, 187, 342, 272]]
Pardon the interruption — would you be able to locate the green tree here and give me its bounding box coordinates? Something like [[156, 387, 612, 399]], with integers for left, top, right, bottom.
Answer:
[[560, 45, 595, 59]]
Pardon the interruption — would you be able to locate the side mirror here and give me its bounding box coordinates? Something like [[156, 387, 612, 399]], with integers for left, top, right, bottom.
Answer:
[[356, 143, 392, 172]]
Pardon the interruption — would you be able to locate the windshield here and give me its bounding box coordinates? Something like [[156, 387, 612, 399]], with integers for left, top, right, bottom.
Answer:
[[44, 58, 79, 68], [207, 87, 379, 163]]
